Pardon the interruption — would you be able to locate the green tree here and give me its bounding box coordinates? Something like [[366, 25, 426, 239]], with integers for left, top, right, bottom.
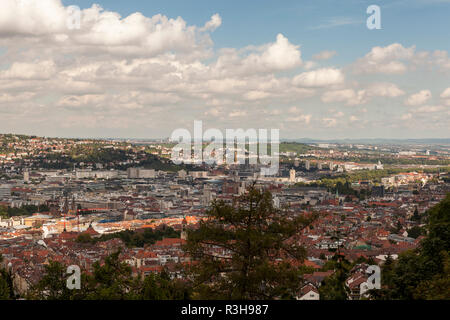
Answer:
[[319, 254, 352, 300], [372, 193, 450, 300], [84, 250, 140, 300], [29, 260, 74, 300], [0, 255, 13, 300], [411, 207, 421, 222], [140, 270, 191, 300], [184, 186, 316, 300], [407, 226, 423, 239]]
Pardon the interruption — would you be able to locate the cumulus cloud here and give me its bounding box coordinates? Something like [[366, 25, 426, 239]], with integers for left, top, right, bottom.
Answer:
[[322, 118, 337, 127], [0, 1, 447, 138], [200, 14, 222, 32], [404, 90, 432, 106], [0, 60, 56, 80], [412, 105, 445, 113], [321, 89, 366, 106], [240, 33, 302, 73], [285, 107, 312, 124], [440, 87, 450, 99], [353, 43, 415, 74], [0, 0, 219, 58], [365, 82, 405, 97], [292, 68, 344, 87], [312, 50, 337, 61]]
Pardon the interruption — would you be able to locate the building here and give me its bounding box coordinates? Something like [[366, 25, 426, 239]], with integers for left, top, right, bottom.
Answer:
[[289, 169, 296, 182], [305, 160, 310, 171], [127, 168, 156, 179], [23, 170, 29, 182], [296, 284, 320, 300], [0, 184, 12, 199], [127, 167, 139, 179]]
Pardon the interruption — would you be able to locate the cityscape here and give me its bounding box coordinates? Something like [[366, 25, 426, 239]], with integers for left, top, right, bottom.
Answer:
[[0, 0, 449, 307]]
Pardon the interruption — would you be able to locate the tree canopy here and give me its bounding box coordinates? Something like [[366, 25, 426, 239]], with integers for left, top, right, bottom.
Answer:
[[184, 186, 317, 299]]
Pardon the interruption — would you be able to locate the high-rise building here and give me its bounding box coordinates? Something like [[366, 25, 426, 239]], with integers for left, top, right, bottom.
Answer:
[[23, 170, 29, 182], [289, 169, 296, 182], [0, 184, 12, 199], [305, 160, 310, 171]]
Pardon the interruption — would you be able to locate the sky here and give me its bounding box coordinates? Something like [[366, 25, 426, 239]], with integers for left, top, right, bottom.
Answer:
[[0, 0, 449, 139]]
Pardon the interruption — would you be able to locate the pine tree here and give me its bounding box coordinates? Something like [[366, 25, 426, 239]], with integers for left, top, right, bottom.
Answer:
[[184, 186, 317, 299]]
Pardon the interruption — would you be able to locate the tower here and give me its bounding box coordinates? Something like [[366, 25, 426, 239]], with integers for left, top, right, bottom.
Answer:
[[181, 216, 188, 240], [233, 136, 238, 164], [23, 170, 29, 182], [289, 169, 296, 182], [305, 160, 310, 171]]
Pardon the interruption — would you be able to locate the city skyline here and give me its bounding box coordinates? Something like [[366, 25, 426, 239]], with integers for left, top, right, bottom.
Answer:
[[0, 0, 449, 139]]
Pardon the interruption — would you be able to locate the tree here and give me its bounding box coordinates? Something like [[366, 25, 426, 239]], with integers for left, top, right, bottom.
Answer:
[[0, 206, 7, 218], [84, 250, 140, 300], [184, 186, 316, 300], [319, 254, 351, 300], [407, 226, 423, 239], [0, 255, 13, 300], [411, 206, 421, 222], [371, 193, 450, 300], [140, 270, 191, 300], [29, 260, 75, 300]]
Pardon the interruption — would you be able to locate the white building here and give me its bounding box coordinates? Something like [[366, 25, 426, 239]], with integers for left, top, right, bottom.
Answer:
[[289, 169, 296, 182], [296, 284, 320, 300]]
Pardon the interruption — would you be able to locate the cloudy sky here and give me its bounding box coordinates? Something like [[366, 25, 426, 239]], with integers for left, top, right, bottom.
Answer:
[[0, 0, 449, 139]]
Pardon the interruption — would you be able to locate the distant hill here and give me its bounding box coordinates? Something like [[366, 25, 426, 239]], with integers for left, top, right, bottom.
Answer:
[[282, 138, 450, 145]]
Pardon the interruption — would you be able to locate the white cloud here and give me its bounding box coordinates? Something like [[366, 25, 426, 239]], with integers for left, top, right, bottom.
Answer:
[[200, 14, 222, 32], [287, 114, 312, 124], [244, 90, 271, 101], [312, 50, 337, 61], [412, 105, 445, 113], [322, 118, 337, 127], [0, 1, 447, 138], [440, 87, 450, 98], [401, 113, 412, 120], [292, 68, 344, 87], [366, 82, 405, 97], [1, 60, 56, 80], [404, 90, 432, 106], [242, 33, 302, 72], [354, 43, 415, 74], [321, 89, 366, 106], [0, 0, 218, 58]]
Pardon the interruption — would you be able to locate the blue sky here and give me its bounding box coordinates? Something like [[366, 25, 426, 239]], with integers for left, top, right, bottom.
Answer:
[[0, 0, 449, 139], [62, 0, 450, 63]]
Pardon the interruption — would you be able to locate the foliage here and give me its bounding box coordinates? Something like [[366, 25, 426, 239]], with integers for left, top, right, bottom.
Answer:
[[407, 226, 424, 239], [184, 186, 317, 299], [0, 255, 13, 300], [89, 226, 180, 248], [371, 193, 450, 300], [29, 251, 190, 300], [0, 204, 49, 218], [318, 255, 352, 300], [28, 260, 75, 300]]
